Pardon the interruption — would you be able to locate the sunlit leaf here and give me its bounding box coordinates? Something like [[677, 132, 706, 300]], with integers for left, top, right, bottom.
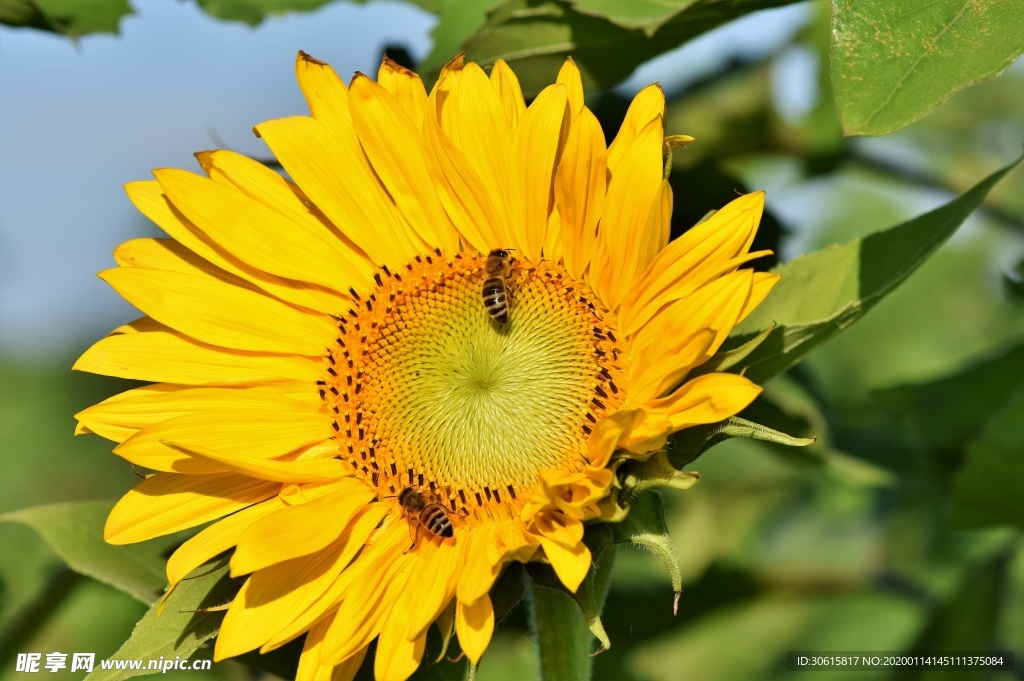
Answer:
[[195, 0, 334, 26], [950, 388, 1024, 529], [0, 0, 131, 35], [733, 155, 1022, 383], [453, 0, 799, 97], [570, 0, 694, 34], [0, 501, 175, 604], [831, 0, 1024, 136], [421, 0, 495, 74], [85, 567, 236, 681]]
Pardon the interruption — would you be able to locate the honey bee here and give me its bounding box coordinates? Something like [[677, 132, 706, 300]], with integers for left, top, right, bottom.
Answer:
[[481, 248, 516, 324], [398, 486, 454, 543]]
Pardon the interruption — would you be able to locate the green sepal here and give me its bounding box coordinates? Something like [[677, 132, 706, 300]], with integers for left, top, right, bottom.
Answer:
[[669, 415, 815, 468], [490, 562, 527, 622], [526, 543, 617, 656], [688, 324, 776, 378], [621, 451, 701, 497], [695, 209, 718, 226], [607, 492, 682, 614]]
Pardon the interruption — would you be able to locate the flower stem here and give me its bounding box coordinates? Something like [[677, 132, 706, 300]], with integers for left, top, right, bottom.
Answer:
[[527, 546, 617, 681], [528, 580, 593, 681]]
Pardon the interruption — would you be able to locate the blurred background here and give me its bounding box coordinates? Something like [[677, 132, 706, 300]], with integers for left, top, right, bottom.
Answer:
[[1, 1, 1022, 679]]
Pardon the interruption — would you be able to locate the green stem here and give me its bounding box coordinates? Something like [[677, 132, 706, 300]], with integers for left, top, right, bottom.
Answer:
[[527, 544, 618, 681], [528, 580, 593, 681]]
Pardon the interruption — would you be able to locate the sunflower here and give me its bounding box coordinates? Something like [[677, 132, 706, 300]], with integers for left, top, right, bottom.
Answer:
[[74, 52, 777, 680]]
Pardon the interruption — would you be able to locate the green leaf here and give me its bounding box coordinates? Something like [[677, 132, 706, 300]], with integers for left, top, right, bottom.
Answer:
[[0, 0, 131, 36], [0, 501, 177, 604], [195, 0, 334, 26], [950, 388, 1024, 529], [421, 0, 496, 76], [831, 0, 1024, 136], [570, 0, 695, 34], [734, 155, 1022, 384], [898, 544, 1013, 679], [86, 567, 237, 681], [874, 341, 1024, 450], [453, 0, 799, 97]]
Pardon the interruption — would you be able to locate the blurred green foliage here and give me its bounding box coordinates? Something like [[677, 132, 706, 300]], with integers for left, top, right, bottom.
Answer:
[[1, 0, 1022, 680]]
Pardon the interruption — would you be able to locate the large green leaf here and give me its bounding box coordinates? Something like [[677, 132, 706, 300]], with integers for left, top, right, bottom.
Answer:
[[195, 0, 440, 26], [195, 0, 335, 25], [570, 0, 696, 34], [873, 341, 1024, 450], [950, 388, 1024, 529], [0, 0, 131, 35], [451, 0, 798, 97], [0, 501, 174, 604], [831, 0, 1024, 136], [86, 567, 236, 681], [421, 0, 496, 75], [733, 155, 1021, 384]]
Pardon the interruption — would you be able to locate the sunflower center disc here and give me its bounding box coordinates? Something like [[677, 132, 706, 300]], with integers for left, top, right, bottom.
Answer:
[[319, 251, 625, 519]]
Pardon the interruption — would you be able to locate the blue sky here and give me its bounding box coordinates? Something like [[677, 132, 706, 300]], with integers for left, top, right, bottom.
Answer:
[[0, 1, 808, 359]]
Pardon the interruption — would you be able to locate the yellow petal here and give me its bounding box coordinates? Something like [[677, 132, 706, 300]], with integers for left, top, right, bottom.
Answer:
[[114, 237, 227, 279], [456, 525, 501, 605], [628, 271, 754, 402], [739, 272, 781, 322], [556, 57, 585, 116], [422, 93, 502, 251], [73, 318, 321, 385], [155, 168, 362, 296], [348, 74, 457, 252], [192, 150, 376, 286], [638, 373, 763, 433], [99, 267, 334, 355], [635, 179, 673, 278], [215, 535, 353, 660], [260, 504, 397, 653], [456, 595, 494, 666], [378, 55, 427, 129], [231, 480, 375, 574], [489, 58, 526, 128], [375, 606, 427, 681], [75, 383, 316, 444], [166, 496, 285, 586], [588, 408, 646, 469], [320, 524, 413, 664], [295, 51, 349, 131], [628, 329, 716, 403], [113, 396, 329, 473], [607, 83, 664, 176], [555, 107, 606, 279], [162, 440, 349, 482], [619, 191, 766, 336], [296, 617, 368, 681], [255, 115, 417, 267], [537, 533, 591, 593], [124, 180, 348, 313], [404, 538, 461, 640], [436, 62, 515, 248], [513, 84, 568, 260], [105, 473, 278, 544], [593, 115, 663, 308]]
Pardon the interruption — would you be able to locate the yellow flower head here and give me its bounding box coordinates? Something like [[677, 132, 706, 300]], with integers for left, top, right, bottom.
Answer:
[[74, 52, 777, 680]]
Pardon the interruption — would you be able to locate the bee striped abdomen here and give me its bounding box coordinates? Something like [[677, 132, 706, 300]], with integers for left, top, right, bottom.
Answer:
[[420, 505, 454, 537], [482, 279, 509, 324]]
